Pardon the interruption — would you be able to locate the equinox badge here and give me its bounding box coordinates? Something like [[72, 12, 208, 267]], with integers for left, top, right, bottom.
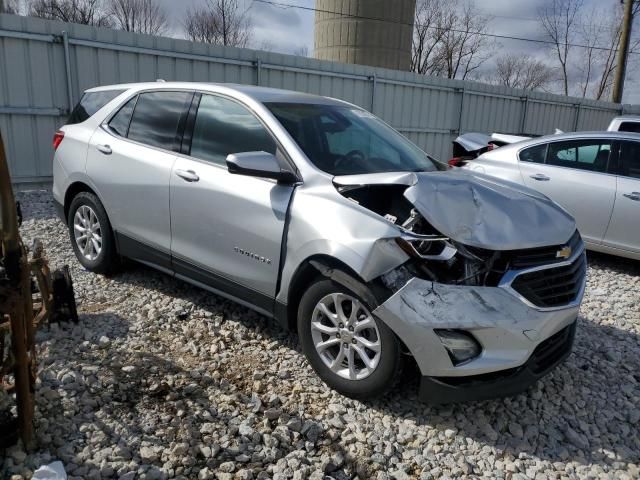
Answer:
[[556, 246, 572, 259], [234, 246, 272, 265]]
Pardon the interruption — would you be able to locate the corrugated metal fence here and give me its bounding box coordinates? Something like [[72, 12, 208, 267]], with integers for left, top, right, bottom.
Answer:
[[0, 13, 629, 184]]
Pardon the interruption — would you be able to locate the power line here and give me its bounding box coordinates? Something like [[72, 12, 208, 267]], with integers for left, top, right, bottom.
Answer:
[[253, 0, 640, 56]]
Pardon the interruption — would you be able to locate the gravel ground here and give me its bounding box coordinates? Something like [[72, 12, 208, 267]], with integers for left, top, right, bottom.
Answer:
[[1, 190, 639, 480]]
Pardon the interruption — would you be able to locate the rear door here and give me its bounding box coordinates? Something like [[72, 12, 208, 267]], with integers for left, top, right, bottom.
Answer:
[[519, 139, 616, 245], [169, 93, 295, 312], [86, 90, 193, 267], [603, 140, 640, 253]]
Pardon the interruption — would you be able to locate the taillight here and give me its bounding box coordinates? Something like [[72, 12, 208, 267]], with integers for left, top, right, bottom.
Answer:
[[448, 157, 464, 167], [53, 131, 65, 151]]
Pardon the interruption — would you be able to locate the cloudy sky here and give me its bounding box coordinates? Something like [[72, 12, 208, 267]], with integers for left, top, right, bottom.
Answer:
[[155, 0, 640, 104]]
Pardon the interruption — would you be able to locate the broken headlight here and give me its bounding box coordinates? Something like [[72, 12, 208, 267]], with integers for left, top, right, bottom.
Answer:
[[395, 235, 457, 261], [389, 209, 506, 287]]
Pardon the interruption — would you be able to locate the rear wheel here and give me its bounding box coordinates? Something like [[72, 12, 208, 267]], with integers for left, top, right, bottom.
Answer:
[[297, 278, 402, 399], [67, 192, 117, 274]]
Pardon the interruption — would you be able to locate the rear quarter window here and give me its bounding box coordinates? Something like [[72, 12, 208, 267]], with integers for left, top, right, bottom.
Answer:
[[67, 89, 125, 125], [519, 143, 547, 163]]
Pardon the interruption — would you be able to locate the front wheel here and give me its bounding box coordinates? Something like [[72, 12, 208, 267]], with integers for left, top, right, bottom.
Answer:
[[297, 279, 402, 399]]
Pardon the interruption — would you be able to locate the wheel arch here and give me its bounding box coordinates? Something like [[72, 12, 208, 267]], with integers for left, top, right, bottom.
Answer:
[[281, 254, 391, 332], [63, 181, 99, 220]]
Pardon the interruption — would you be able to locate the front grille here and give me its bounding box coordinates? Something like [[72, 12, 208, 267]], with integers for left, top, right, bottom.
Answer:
[[509, 230, 582, 269], [511, 252, 586, 308], [529, 323, 576, 374]]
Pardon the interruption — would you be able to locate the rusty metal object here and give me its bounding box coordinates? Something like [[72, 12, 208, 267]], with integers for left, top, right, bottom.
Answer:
[[1, 132, 78, 448]]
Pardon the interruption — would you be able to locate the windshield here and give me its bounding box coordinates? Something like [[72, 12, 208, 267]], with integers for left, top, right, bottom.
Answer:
[[266, 103, 440, 175]]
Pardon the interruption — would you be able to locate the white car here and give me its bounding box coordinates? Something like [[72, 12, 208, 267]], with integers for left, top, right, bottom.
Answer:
[[462, 131, 640, 260]]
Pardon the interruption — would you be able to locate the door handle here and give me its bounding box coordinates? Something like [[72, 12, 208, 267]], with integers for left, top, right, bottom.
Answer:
[[530, 173, 550, 181], [96, 144, 112, 155], [623, 192, 640, 201], [175, 169, 199, 182]]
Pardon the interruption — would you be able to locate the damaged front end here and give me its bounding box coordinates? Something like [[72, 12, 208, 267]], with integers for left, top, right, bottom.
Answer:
[[333, 169, 585, 403]]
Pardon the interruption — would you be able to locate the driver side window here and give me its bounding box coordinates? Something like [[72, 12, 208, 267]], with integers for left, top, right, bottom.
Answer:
[[190, 94, 276, 166]]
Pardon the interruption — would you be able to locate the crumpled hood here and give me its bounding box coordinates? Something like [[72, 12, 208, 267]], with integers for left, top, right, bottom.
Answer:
[[403, 169, 576, 250], [334, 169, 576, 250]]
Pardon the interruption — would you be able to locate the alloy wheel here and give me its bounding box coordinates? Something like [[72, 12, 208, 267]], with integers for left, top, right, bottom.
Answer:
[[73, 205, 102, 261], [310, 293, 381, 380]]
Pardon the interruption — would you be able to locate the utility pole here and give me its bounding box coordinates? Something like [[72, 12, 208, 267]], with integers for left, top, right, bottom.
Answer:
[[612, 0, 635, 103]]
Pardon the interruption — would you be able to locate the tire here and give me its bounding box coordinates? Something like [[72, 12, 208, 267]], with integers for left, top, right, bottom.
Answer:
[[67, 191, 118, 274], [297, 278, 402, 400]]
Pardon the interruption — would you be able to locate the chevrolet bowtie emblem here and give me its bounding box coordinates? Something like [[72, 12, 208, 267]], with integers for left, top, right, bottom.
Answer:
[[556, 246, 572, 259]]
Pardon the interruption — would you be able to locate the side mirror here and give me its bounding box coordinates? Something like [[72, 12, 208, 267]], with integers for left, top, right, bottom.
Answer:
[[226, 151, 298, 184]]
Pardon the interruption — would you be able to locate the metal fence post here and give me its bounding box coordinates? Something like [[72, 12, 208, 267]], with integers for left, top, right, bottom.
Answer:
[[520, 96, 529, 134], [456, 87, 465, 134], [573, 104, 581, 131], [369, 73, 377, 114], [255, 58, 262, 86], [62, 31, 74, 114]]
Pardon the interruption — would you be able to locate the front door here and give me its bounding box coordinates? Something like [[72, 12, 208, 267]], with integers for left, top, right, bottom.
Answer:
[[603, 140, 640, 253], [519, 139, 616, 245], [170, 93, 294, 313]]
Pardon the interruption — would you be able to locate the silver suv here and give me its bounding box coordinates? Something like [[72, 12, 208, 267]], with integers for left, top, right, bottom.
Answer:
[[53, 82, 585, 403]]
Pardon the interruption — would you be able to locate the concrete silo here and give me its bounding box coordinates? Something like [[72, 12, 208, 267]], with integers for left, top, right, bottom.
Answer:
[[314, 0, 416, 70]]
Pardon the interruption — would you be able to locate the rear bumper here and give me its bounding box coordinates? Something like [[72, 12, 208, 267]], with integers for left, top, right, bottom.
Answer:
[[419, 321, 576, 404]]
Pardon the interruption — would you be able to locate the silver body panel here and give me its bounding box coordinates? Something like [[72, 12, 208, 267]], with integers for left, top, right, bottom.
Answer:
[[86, 125, 176, 254], [53, 82, 586, 381], [170, 155, 293, 297], [463, 131, 640, 260]]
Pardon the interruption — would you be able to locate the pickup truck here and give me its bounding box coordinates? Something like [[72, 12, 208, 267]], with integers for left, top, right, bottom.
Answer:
[[607, 115, 640, 133]]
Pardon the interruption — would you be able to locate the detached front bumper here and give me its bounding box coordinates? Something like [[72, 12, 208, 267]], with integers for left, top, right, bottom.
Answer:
[[373, 253, 585, 403]]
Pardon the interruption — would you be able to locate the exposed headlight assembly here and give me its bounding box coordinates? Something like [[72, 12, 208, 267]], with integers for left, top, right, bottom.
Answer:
[[395, 234, 457, 261]]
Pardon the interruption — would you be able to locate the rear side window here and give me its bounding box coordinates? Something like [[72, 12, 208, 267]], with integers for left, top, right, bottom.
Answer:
[[519, 143, 547, 164], [67, 89, 124, 125], [618, 122, 640, 133], [189, 94, 276, 165], [127, 91, 193, 151], [546, 140, 611, 172], [108, 96, 137, 137], [618, 141, 640, 178]]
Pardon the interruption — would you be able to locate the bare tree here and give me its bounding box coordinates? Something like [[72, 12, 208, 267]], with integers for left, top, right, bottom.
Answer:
[[183, 0, 251, 47], [1, 0, 22, 13], [538, 0, 583, 96], [256, 39, 274, 51], [29, 0, 111, 26], [440, 2, 494, 80], [293, 45, 309, 57], [577, 5, 640, 100], [492, 53, 555, 91], [411, 0, 494, 80], [538, 0, 640, 99], [411, 0, 449, 75], [107, 0, 168, 35]]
